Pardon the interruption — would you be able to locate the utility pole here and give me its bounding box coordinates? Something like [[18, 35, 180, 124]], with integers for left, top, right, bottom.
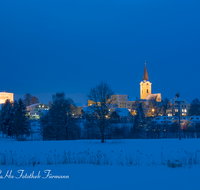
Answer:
[[178, 101, 181, 141], [175, 97, 183, 141]]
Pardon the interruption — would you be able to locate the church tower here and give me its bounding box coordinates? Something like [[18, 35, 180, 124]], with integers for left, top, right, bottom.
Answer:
[[140, 62, 152, 99]]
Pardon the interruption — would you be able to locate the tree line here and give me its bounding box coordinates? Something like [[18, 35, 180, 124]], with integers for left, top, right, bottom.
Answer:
[[0, 92, 40, 140], [40, 92, 81, 140], [1, 82, 200, 142], [0, 99, 30, 140]]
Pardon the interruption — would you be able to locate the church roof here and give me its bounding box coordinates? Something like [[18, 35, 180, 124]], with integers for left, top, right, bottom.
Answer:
[[145, 94, 158, 100], [143, 63, 149, 81]]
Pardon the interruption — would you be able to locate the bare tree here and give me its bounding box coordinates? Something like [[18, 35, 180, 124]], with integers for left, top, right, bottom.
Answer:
[[48, 101, 53, 109], [31, 96, 39, 105], [148, 99, 161, 117], [87, 81, 115, 143], [160, 98, 170, 116], [24, 93, 32, 106], [188, 98, 200, 116]]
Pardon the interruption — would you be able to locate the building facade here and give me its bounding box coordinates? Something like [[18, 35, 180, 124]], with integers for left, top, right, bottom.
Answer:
[[167, 92, 190, 116], [0, 92, 14, 104], [27, 103, 49, 119]]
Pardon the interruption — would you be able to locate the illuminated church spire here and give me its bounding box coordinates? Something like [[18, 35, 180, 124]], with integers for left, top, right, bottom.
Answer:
[[143, 62, 149, 81]]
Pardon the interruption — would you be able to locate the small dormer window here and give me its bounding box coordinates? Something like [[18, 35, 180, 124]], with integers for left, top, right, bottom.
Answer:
[[147, 89, 148, 93]]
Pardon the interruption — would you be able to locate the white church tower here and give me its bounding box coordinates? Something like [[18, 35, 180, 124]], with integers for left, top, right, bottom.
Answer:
[[140, 62, 152, 99]]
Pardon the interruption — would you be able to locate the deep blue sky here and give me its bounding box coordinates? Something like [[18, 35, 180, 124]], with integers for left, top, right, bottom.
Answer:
[[0, 0, 200, 104]]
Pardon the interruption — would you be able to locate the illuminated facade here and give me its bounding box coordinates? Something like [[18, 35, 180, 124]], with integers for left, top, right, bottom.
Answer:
[[140, 63, 161, 102], [27, 103, 49, 119], [88, 100, 101, 106], [167, 92, 190, 116], [0, 92, 14, 104], [87, 63, 161, 115]]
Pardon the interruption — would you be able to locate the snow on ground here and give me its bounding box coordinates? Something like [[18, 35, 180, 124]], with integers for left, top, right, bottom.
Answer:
[[0, 137, 16, 142], [0, 139, 200, 166], [0, 164, 200, 190], [1, 138, 200, 153], [0, 139, 200, 189]]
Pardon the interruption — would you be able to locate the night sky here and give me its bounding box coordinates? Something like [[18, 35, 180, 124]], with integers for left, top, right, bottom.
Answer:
[[0, 0, 200, 104]]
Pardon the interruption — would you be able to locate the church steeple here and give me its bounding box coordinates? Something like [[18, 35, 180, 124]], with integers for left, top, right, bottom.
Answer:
[[143, 62, 149, 81]]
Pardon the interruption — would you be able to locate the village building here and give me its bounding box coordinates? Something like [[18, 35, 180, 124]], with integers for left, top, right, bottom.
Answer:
[[0, 91, 14, 104], [26, 103, 49, 119]]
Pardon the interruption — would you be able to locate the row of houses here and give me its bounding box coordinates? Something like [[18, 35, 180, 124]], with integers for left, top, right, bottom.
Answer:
[[151, 116, 200, 130], [25, 92, 191, 121]]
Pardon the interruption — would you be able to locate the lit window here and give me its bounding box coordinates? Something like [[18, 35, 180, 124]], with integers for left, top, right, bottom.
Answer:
[[175, 109, 178, 112]]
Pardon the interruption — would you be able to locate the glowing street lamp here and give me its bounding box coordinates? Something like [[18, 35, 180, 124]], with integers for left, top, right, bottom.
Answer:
[[152, 108, 155, 116]]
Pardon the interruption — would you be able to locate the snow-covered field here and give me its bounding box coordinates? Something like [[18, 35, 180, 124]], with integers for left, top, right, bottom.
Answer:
[[0, 139, 200, 167], [0, 139, 200, 190]]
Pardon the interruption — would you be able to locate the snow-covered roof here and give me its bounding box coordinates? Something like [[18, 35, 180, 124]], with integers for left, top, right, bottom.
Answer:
[[114, 108, 131, 117], [145, 94, 158, 100], [170, 97, 190, 105], [187, 116, 200, 122], [82, 106, 96, 114], [153, 116, 200, 124], [0, 92, 13, 94], [27, 103, 41, 108]]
